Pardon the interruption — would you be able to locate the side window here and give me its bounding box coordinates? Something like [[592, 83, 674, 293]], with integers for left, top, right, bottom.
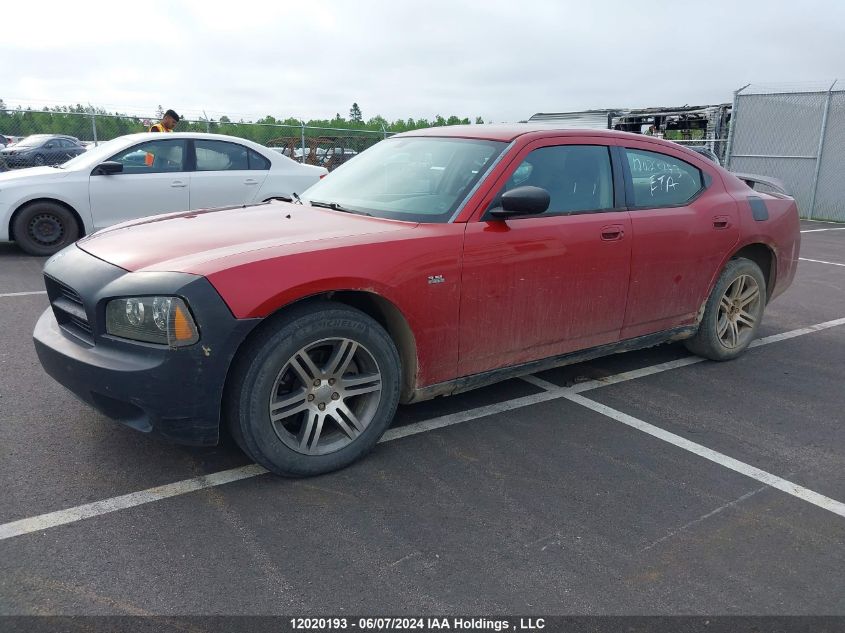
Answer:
[[625, 148, 703, 207], [195, 140, 249, 171], [109, 140, 187, 174], [492, 145, 614, 215], [248, 149, 271, 170]]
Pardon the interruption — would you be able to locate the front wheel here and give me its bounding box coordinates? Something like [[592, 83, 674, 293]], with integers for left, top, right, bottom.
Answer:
[[227, 302, 401, 476], [685, 258, 766, 361], [12, 201, 80, 256]]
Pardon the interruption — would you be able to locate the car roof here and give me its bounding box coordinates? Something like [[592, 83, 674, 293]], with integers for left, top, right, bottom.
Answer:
[[391, 124, 720, 166], [114, 132, 265, 145], [21, 134, 77, 140], [101, 132, 276, 155], [392, 124, 643, 142]]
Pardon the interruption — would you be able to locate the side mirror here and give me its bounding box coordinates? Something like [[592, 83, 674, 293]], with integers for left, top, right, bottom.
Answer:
[[489, 186, 550, 218], [93, 161, 123, 176]]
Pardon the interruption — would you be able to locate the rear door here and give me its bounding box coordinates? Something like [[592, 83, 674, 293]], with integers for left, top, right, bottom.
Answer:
[[189, 139, 268, 209], [67, 139, 86, 159], [58, 138, 80, 162], [88, 139, 190, 230], [619, 143, 739, 338], [459, 139, 632, 377]]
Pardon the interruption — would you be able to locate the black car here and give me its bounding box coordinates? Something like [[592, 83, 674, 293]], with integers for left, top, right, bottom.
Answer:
[[0, 134, 87, 168]]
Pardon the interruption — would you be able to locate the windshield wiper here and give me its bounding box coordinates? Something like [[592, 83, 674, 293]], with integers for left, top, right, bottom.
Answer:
[[308, 200, 372, 216], [271, 192, 303, 204]]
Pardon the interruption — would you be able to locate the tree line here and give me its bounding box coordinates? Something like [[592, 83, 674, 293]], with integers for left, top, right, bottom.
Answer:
[[0, 100, 487, 144]]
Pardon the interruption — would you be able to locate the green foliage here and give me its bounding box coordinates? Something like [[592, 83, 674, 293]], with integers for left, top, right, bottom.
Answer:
[[0, 99, 486, 144]]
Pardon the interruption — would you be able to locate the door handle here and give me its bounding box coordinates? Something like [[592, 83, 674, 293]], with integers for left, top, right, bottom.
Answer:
[[712, 215, 730, 229], [170, 180, 187, 188], [601, 224, 624, 241], [244, 178, 259, 185]]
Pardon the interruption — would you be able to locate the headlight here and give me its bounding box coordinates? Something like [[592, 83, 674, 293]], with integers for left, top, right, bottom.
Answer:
[[106, 296, 199, 347]]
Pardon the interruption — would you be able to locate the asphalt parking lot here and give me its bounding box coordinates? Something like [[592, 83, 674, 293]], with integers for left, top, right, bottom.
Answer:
[[0, 220, 843, 616]]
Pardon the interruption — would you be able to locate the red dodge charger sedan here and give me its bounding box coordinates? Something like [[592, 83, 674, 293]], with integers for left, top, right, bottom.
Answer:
[[33, 126, 800, 476]]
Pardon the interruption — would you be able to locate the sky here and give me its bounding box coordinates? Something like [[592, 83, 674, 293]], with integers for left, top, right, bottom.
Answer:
[[2, 0, 844, 124]]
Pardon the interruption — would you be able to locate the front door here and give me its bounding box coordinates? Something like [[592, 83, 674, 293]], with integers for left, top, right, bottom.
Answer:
[[459, 141, 632, 377], [88, 139, 190, 230]]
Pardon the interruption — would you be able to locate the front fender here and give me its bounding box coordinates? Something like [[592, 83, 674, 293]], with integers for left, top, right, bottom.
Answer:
[[8, 186, 94, 236]]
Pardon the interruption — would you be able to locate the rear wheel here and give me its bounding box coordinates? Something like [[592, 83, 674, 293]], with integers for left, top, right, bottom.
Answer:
[[12, 201, 80, 256], [685, 258, 766, 361], [227, 302, 401, 476]]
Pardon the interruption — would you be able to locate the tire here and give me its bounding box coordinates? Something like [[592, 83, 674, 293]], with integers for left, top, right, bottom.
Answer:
[[12, 201, 80, 256], [33, 154, 45, 166], [684, 258, 766, 361], [226, 301, 401, 477]]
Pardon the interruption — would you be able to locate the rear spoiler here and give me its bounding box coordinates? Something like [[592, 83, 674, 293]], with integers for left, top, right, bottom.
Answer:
[[731, 172, 789, 196]]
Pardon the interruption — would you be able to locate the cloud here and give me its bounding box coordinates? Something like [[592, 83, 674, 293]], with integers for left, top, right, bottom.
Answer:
[[2, 0, 843, 123]]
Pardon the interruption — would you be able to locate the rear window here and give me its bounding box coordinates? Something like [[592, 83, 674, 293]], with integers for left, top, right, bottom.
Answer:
[[249, 149, 271, 170], [625, 148, 703, 208]]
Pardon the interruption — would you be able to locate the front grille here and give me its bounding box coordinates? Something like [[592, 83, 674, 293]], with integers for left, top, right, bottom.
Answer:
[[56, 283, 83, 304], [44, 275, 93, 344]]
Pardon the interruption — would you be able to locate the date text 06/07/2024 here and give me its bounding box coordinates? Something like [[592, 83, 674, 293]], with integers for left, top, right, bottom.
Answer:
[[289, 617, 547, 631]]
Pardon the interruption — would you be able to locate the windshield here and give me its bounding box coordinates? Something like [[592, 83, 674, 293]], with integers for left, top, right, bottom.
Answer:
[[14, 135, 49, 148], [60, 137, 127, 169], [300, 136, 507, 223]]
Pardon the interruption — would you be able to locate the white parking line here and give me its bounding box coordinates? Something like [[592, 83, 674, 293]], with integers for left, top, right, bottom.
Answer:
[[800, 257, 845, 267], [564, 393, 845, 519], [529, 317, 845, 395], [0, 290, 47, 298], [801, 227, 845, 233], [0, 317, 843, 541], [0, 465, 268, 541], [749, 317, 845, 346], [519, 374, 561, 391]]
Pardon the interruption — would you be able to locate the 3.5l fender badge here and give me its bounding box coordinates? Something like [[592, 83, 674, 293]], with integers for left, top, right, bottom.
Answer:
[[427, 275, 445, 284]]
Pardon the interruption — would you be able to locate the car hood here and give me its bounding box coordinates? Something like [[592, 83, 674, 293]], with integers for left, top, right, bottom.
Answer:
[[0, 166, 72, 182], [76, 201, 417, 274], [0, 146, 37, 154]]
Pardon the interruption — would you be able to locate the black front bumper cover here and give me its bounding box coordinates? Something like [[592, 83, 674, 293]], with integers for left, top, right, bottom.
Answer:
[[33, 245, 260, 445]]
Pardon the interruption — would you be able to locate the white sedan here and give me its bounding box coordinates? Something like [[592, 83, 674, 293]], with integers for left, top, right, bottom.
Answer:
[[0, 132, 328, 255]]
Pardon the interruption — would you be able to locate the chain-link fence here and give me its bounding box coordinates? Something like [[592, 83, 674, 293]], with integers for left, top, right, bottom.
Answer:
[[725, 82, 844, 221], [672, 139, 728, 165], [0, 109, 390, 172]]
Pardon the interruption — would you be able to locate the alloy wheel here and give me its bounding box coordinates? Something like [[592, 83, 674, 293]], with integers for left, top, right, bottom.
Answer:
[[717, 274, 761, 349], [268, 337, 382, 455]]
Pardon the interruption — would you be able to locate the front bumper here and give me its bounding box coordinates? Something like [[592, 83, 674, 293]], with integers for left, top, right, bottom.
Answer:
[[32, 245, 260, 445], [0, 154, 34, 168]]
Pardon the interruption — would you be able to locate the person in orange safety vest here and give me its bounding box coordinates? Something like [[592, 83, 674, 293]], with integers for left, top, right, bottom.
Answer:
[[149, 109, 180, 133]]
